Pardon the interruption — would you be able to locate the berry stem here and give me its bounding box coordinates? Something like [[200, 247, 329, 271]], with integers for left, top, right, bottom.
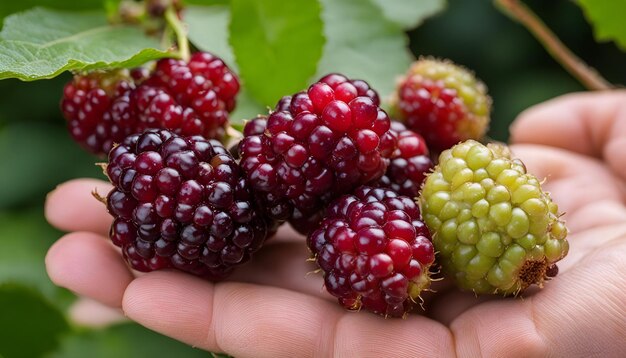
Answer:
[[495, 0, 613, 91], [164, 7, 190, 62]]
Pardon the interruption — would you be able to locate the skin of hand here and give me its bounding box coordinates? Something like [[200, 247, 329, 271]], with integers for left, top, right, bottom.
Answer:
[[45, 91, 626, 357]]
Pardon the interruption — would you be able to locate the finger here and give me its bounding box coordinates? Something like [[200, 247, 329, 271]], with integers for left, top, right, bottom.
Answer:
[[565, 200, 626, 233], [510, 90, 626, 180], [426, 288, 497, 326], [45, 178, 113, 235], [229, 241, 328, 299], [451, 227, 626, 357], [122, 271, 455, 357], [68, 297, 126, 328], [45, 232, 133, 308], [511, 144, 626, 230]]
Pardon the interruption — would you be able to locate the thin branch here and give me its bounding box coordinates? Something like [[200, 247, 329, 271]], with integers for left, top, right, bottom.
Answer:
[[495, 0, 613, 91], [165, 7, 190, 62]]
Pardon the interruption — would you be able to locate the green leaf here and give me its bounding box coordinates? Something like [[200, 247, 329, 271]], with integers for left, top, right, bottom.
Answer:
[[228, 88, 266, 125], [186, 5, 236, 68], [368, 0, 446, 29], [0, 0, 103, 26], [186, 5, 265, 121], [47, 323, 206, 358], [0, 8, 173, 81], [229, 0, 325, 106], [316, 0, 413, 102], [578, 0, 626, 50], [0, 284, 70, 358], [0, 122, 101, 209], [0, 208, 75, 308]]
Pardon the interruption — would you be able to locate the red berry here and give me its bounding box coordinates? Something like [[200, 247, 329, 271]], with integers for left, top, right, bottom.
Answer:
[[60, 52, 240, 156], [392, 59, 491, 152], [307, 186, 433, 317], [238, 75, 396, 234], [61, 71, 137, 154]]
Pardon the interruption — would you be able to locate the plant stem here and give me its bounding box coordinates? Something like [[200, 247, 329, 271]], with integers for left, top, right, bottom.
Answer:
[[165, 7, 190, 62], [495, 0, 613, 91]]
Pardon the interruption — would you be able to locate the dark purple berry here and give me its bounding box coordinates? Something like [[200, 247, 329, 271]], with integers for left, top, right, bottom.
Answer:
[[105, 129, 268, 280]]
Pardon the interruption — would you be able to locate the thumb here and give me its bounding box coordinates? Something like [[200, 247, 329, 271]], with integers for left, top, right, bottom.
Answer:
[[510, 90, 626, 181]]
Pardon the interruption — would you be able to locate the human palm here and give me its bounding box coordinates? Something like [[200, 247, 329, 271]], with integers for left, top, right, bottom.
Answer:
[[45, 92, 626, 357]]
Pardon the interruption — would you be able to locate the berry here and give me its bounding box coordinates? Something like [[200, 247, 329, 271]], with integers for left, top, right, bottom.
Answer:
[[307, 186, 434, 317], [242, 117, 268, 137], [139, 53, 239, 139], [238, 74, 397, 234], [391, 58, 491, 152], [61, 52, 240, 156], [61, 71, 138, 154], [378, 122, 433, 198], [420, 140, 569, 294], [105, 129, 268, 280]]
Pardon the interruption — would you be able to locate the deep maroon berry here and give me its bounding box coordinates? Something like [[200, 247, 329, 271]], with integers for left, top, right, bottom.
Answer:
[[307, 186, 434, 317], [377, 122, 433, 198], [106, 129, 268, 280], [238, 75, 397, 234]]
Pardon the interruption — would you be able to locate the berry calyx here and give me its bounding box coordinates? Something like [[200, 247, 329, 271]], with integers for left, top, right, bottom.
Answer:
[[420, 140, 569, 294], [307, 186, 434, 317], [391, 58, 491, 152], [105, 129, 269, 280]]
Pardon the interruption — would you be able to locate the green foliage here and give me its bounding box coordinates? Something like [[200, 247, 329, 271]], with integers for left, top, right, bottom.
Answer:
[[0, 122, 100, 209], [315, 0, 412, 103], [0, 209, 75, 308], [578, 0, 626, 50], [0, 0, 103, 25], [0, 8, 172, 81], [370, 0, 446, 29], [47, 323, 207, 358], [0, 76, 68, 125], [0, 284, 70, 358], [186, 5, 266, 121], [186, 5, 235, 68], [229, 0, 325, 106]]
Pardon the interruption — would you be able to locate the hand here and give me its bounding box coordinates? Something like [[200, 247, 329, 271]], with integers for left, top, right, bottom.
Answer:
[[45, 91, 626, 357]]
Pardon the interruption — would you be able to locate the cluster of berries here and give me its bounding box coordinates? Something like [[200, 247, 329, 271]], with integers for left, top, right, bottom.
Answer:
[[61, 52, 239, 155], [61, 55, 569, 317]]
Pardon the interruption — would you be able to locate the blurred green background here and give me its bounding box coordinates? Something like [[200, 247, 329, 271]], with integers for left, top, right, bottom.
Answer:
[[0, 0, 623, 357]]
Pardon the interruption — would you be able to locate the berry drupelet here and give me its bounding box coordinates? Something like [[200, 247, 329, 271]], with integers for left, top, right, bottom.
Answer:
[[238, 74, 397, 234], [307, 186, 434, 317], [105, 129, 269, 280], [378, 121, 433, 198]]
